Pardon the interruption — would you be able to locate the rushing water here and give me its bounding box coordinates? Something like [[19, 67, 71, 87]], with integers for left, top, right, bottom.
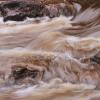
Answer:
[[0, 1, 100, 100]]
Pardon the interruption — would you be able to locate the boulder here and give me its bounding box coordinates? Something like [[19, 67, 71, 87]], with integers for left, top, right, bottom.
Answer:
[[0, 0, 45, 21]]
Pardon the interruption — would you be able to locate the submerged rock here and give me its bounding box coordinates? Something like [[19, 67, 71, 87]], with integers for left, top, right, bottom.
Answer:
[[0, 0, 76, 21], [90, 52, 100, 65]]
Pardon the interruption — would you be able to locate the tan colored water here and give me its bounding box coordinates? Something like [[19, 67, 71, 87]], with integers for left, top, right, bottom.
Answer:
[[0, 3, 100, 100]]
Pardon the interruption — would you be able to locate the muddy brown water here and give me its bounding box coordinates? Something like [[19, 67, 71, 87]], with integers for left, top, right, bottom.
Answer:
[[0, 2, 100, 100]]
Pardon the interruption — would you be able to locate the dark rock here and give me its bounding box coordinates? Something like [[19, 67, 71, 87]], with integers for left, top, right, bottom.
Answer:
[[8, 64, 41, 85], [12, 68, 39, 80], [0, 0, 76, 21], [90, 52, 100, 65], [44, 3, 75, 18], [0, 0, 45, 21]]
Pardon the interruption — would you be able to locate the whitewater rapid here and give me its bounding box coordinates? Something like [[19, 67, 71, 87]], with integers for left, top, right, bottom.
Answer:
[[0, 14, 99, 100]]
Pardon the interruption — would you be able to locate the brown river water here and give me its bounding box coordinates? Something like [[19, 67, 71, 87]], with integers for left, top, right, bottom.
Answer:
[[0, 1, 100, 100]]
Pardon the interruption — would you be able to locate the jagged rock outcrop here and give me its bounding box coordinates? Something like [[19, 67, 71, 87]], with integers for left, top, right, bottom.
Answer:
[[0, 0, 76, 21]]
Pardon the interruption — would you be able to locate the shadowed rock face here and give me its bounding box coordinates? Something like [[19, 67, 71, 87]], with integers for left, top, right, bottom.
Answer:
[[0, 0, 76, 21]]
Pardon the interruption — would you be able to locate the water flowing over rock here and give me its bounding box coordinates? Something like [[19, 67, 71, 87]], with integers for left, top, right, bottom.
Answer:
[[0, 0, 100, 100]]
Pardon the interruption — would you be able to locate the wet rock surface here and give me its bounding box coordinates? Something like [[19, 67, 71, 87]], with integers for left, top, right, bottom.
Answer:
[[0, 0, 45, 21], [90, 52, 100, 65], [0, 0, 76, 21]]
